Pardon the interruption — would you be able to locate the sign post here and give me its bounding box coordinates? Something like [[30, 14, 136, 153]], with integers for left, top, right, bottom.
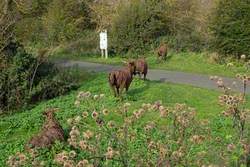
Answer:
[[99, 30, 108, 59]]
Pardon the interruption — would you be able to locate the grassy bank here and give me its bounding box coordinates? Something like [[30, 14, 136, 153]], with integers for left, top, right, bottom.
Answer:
[[1, 73, 249, 166]]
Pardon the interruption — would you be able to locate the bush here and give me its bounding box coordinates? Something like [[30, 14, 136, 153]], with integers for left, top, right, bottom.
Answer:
[[163, 0, 211, 52], [110, 0, 169, 55], [0, 42, 84, 113], [210, 0, 250, 58], [42, 0, 93, 46], [52, 31, 99, 57]]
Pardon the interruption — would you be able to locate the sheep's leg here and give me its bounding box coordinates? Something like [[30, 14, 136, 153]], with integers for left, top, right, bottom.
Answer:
[[138, 72, 142, 79], [110, 86, 117, 97], [143, 73, 146, 80], [116, 87, 119, 97], [120, 86, 125, 94]]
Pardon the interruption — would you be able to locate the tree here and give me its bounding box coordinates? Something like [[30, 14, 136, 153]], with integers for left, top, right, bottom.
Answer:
[[210, 0, 250, 58]]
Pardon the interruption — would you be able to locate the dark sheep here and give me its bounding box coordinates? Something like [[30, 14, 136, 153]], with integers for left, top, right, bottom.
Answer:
[[134, 58, 148, 80], [26, 108, 64, 149], [108, 61, 136, 97], [157, 43, 168, 61]]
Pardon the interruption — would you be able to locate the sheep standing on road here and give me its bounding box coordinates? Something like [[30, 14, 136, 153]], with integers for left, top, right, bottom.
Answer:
[[108, 61, 136, 97]]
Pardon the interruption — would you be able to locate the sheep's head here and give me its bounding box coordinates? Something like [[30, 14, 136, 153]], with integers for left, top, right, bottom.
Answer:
[[123, 60, 136, 75]]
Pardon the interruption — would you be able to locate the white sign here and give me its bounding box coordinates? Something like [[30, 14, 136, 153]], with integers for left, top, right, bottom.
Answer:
[[100, 30, 108, 50]]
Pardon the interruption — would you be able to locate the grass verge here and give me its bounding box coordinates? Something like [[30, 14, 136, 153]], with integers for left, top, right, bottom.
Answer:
[[1, 73, 249, 166], [51, 52, 248, 78]]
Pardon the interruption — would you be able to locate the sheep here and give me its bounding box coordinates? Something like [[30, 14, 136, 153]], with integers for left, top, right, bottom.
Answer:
[[108, 61, 136, 97], [157, 43, 168, 61], [134, 58, 148, 80], [26, 108, 64, 149]]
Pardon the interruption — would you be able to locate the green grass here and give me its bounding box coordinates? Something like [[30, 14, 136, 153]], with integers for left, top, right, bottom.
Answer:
[[1, 73, 249, 166], [51, 52, 248, 78]]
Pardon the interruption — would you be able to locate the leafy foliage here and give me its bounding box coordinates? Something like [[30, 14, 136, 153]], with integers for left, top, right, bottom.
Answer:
[[0, 42, 83, 113], [110, 0, 169, 55], [210, 0, 250, 58]]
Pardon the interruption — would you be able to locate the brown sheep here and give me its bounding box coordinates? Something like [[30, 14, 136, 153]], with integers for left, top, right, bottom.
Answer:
[[134, 58, 148, 80], [108, 61, 136, 97], [157, 43, 168, 61], [26, 108, 64, 149]]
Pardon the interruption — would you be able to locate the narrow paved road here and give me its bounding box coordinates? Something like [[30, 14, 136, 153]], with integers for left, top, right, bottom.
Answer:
[[55, 60, 250, 93]]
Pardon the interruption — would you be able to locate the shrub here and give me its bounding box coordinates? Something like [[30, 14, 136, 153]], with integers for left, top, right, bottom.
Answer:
[[52, 31, 99, 57], [42, 0, 93, 46], [0, 42, 84, 113], [161, 0, 212, 52], [110, 0, 169, 55], [210, 0, 250, 58]]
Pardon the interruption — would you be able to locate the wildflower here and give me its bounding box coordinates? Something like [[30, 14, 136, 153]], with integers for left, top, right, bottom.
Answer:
[[74, 116, 81, 123], [159, 146, 167, 159], [77, 91, 85, 99], [197, 151, 207, 157], [83, 130, 94, 140], [159, 105, 165, 111], [142, 103, 147, 109], [70, 128, 80, 137], [40, 161, 45, 166], [18, 153, 26, 162], [30, 149, 39, 158], [100, 94, 105, 98], [241, 54, 246, 60], [124, 102, 131, 108], [79, 140, 88, 150], [82, 112, 89, 118], [88, 144, 95, 152], [63, 162, 74, 167], [91, 111, 99, 119], [105, 147, 115, 159], [200, 119, 209, 126], [85, 91, 91, 97], [148, 141, 156, 149], [107, 121, 115, 129], [172, 150, 183, 160], [105, 150, 114, 159], [209, 76, 214, 80], [67, 118, 73, 126], [190, 135, 205, 144], [124, 117, 133, 125], [69, 150, 76, 158], [138, 108, 145, 115], [77, 160, 89, 167], [226, 62, 233, 67], [216, 78, 224, 87], [227, 143, 236, 152], [133, 110, 141, 119], [222, 111, 230, 117], [160, 110, 167, 118], [107, 147, 113, 152], [93, 94, 99, 100], [102, 109, 109, 115], [96, 117, 104, 126], [74, 100, 80, 107], [241, 143, 250, 154]]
